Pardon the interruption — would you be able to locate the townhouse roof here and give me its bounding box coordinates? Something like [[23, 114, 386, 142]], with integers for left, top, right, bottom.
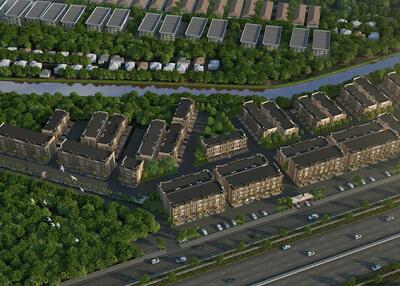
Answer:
[[60, 140, 113, 162], [148, 0, 165, 10], [181, 0, 196, 12], [329, 121, 383, 143], [98, 114, 127, 145], [174, 97, 193, 119], [312, 29, 331, 50], [293, 4, 307, 25], [207, 19, 228, 40], [343, 84, 375, 107], [86, 6, 111, 26], [240, 23, 261, 45], [161, 169, 213, 193], [259, 0, 273, 20], [243, 101, 275, 130], [61, 5, 85, 24], [228, 0, 244, 18], [214, 154, 267, 176], [378, 113, 400, 134], [42, 109, 68, 133], [307, 5, 321, 27], [6, 0, 32, 17], [137, 119, 166, 157], [354, 76, 390, 104], [185, 17, 208, 38], [290, 28, 310, 48], [82, 111, 109, 139], [212, 0, 227, 16], [121, 156, 143, 170], [159, 122, 183, 154], [261, 100, 296, 129], [241, 0, 256, 18], [280, 136, 329, 158], [194, 0, 209, 14], [25, 1, 50, 19], [342, 129, 399, 153], [202, 130, 246, 147], [275, 2, 288, 21], [387, 72, 400, 86], [106, 8, 129, 28], [311, 92, 344, 117], [297, 96, 329, 121], [0, 123, 52, 146], [159, 15, 181, 35], [40, 3, 67, 22], [262, 25, 282, 46], [164, 0, 177, 11], [138, 13, 162, 33], [291, 145, 345, 168]]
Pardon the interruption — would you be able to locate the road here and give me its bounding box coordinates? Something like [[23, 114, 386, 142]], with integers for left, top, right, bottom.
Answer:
[[172, 207, 400, 286], [1, 54, 399, 98]]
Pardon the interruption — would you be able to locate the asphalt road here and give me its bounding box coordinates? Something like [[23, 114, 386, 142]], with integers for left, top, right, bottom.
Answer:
[[172, 207, 400, 286]]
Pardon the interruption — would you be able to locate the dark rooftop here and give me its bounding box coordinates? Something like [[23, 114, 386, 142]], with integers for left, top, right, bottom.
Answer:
[[290, 28, 310, 48], [312, 30, 331, 50], [243, 101, 275, 131], [60, 140, 113, 161], [86, 6, 111, 26], [354, 76, 390, 104], [137, 119, 166, 157], [121, 156, 143, 169], [60, 5, 85, 24], [202, 130, 246, 147], [240, 23, 262, 44], [82, 111, 109, 139], [138, 13, 162, 33], [6, 0, 32, 17], [344, 84, 375, 107], [98, 114, 127, 145], [215, 154, 267, 177], [261, 101, 296, 130], [41, 3, 67, 22], [0, 123, 52, 146], [42, 109, 68, 133], [342, 129, 399, 153], [330, 121, 383, 143], [298, 96, 329, 120], [159, 122, 183, 154], [379, 113, 400, 134], [291, 145, 344, 168], [225, 163, 281, 189], [185, 17, 208, 38], [312, 92, 344, 117], [159, 15, 181, 34], [174, 97, 193, 120], [280, 136, 329, 158], [387, 72, 400, 86], [262, 25, 282, 46], [207, 19, 228, 40], [106, 8, 129, 28], [25, 1, 50, 19], [160, 169, 213, 194]]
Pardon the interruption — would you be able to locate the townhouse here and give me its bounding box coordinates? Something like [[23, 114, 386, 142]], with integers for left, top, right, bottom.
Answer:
[[119, 156, 144, 186], [261, 100, 298, 136], [137, 119, 167, 160], [158, 122, 185, 161], [41, 109, 70, 139], [96, 114, 128, 152], [294, 95, 331, 129], [382, 72, 400, 102]]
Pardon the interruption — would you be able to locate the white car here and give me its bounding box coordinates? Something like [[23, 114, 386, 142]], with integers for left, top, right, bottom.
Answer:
[[216, 224, 223, 231], [79, 187, 85, 192], [338, 186, 345, 192], [260, 210, 268, 216], [384, 171, 391, 177], [361, 179, 366, 185], [368, 176, 376, 182], [70, 175, 78, 181], [305, 200, 311, 207], [353, 234, 362, 240], [281, 244, 291, 250], [151, 258, 160, 264], [223, 221, 230, 229], [200, 228, 208, 236], [371, 264, 382, 271], [308, 213, 319, 221], [250, 213, 258, 220], [230, 219, 237, 226], [175, 256, 187, 264], [384, 216, 395, 222], [347, 182, 355, 189], [306, 250, 316, 257]]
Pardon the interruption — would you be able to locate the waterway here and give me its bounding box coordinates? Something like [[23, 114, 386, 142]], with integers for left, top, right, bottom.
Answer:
[[0, 54, 399, 98]]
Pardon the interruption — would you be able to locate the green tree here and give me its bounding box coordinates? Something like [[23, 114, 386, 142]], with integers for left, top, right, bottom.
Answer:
[[278, 228, 289, 238], [215, 255, 224, 265], [140, 274, 151, 284], [236, 241, 246, 252], [156, 237, 166, 251]]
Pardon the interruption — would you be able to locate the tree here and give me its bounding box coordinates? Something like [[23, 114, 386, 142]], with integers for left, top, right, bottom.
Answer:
[[321, 214, 330, 224], [235, 214, 246, 225], [278, 228, 288, 238], [344, 276, 357, 286], [156, 237, 166, 251], [140, 274, 151, 284], [236, 241, 246, 252], [260, 240, 272, 250], [362, 201, 370, 210], [354, 175, 363, 187], [167, 271, 177, 282], [215, 255, 224, 265], [190, 257, 200, 267], [207, 116, 214, 126], [304, 225, 312, 236]]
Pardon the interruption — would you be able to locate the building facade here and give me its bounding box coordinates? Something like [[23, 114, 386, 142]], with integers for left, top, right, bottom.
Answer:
[[118, 157, 144, 186], [41, 109, 70, 139], [383, 72, 400, 102]]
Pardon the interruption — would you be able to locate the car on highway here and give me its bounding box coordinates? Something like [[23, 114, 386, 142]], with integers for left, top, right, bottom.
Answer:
[[260, 210, 268, 216], [175, 256, 187, 264], [200, 228, 208, 236], [347, 182, 355, 189], [368, 176, 376, 182], [384, 170, 391, 177], [337, 185, 345, 192], [306, 250, 316, 257], [281, 244, 291, 250], [230, 219, 237, 226], [371, 264, 382, 271], [223, 221, 230, 229], [353, 234, 362, 240], [250, 213, 258, 220], [150, 258, 160, 264], [216, 224, 223, 231], [223, 277, 235, 283], [308, 213, 319, 221], [248, 232, 260, 239], [384, 216, 395, 222]]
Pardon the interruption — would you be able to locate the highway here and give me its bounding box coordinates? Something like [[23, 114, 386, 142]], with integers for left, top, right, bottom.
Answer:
[[173, 207, 400, 286]]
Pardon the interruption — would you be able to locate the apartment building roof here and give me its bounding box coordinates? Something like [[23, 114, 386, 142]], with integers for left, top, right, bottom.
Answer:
[[0, 0, 6, 10], [259, 0, 273, 20], [242, 0, 256, 18], [378, 113, 400, 134], [307, 5, 321, 27], [261, 101, 296, 129], [280, 136, 329, 158], [292, 145, 344, 168], [138, 13, 162, 33], [275, 2, 288, 21], [387, 72, 400, 86], [148, 0, 165, 10], [98, 114, 126, 145], [225, 163, 281, 189], [214, 154, 267, 176], [312, 30, 331, 50], [243, 101, 275, 131], [343, 84, 375, 108], [159, 15, 181, 35], [240, 23, 261, 45], [42, 109, 68, 133], [25, 1, 50, 19], [262, 25, 282, 46], [228, 0, 244, 18], [174, 97, 193, 120], [207, 19, 228, 41], [6, 0, 32, 17], [86, 7, 111, 26], [82, 111, 109, 139], [311, 92, 343, 117], [329, 121, 383, 143], [212, 0, 227, 16], [354, 76, 390, 104], [61, 5, 85, 24], [121, 156, 143, 170], [106, 9, 129, 28], [40, 3, 67, 22], [293, 4, 306, 25], [298, 96, 329, 121], [137, 119, 166, 158], [0, 123, 52, 146], [202, 130, 246, 147], [181, 0, 196, 12], [159, 122, 183, 154], [290, 28, 310, 49], [185, 17, 208, 38], [194, 0, 209, 14], [342, 129, 399, 153], [61, 139, 113, 161], [161, 169, 213, 193]]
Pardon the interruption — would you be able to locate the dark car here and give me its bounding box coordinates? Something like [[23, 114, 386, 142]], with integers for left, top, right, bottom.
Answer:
[[223, 277, 235, 283]]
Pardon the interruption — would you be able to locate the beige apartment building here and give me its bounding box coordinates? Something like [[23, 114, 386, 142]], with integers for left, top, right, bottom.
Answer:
[[118, 157, 144, 186], [41, 109, 70, 139], [200, 130, 248, 160]]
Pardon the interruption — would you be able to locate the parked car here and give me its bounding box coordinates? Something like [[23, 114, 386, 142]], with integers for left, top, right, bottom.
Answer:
[[384, 216, 395, 222], [361, 179, 366, 185], [216, 224, 223, 231], [384, 170, 391, 177], [306, 250, 316, 256], [175, 256, 187, 264], [260, 210, 268, 216], [347, 182, 355, 189], [281, 244, 291, 250], [308, 213, 319, 221], [338, 186, 345, 192], [250, 213, 258, 220], [223, 221, 230, 229], [248, 232, 260, 239], [230, 219, 237, 226], [151, 258, 160, 264], [223, 277, 235, 283], [200, 228, 208, 236], [371, 264, 382, 271], [353, 234, 362, 240], [305, 200, 311, 207], [368, 176, 376, 182]]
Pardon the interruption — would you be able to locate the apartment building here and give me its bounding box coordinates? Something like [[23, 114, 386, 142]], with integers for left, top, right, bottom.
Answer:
[[242, 0, 256, 19], [353, 76, 392, 109], [294, 95, 331, 128], [213, 154, 283, 207], [60, 5, 85, 29], [105, 9, 130, 33], [41, 109, 70, 138], [0, 123, 56, 163], [312, 30, 331, 57], [57, 139, 116, 179], [97, 114, 128, 152], [200, 129, 248, 160], [159, 15, 181, 41], [172, 97, 195, 129], [25, 1, 51, 23], [207, 19, 228, 43], [383, 72, 400, 102], [326, 121, 383, 145], [119, 156, 144, 186], [212, 0, 227, 17], [185, 17, 208, 40], [159, 169, 226, 225], [239, 101, 277, 140], [40, 3, 67, 26], [5, 0, 32, 26], [138, 13, 162, 38], [290, 27, 310, 52], [158, 122, 185, 161], [262, 25, 282, 50], [137, 119, 167, 160], [85, 6, 111, 32], [340, 83, 378, 117], [310, 92, 347, 122], [240, 23, 261, 48], [261, 100, 298, 136], [378, 113, 400, 135], [81, 111, 109, 147]]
